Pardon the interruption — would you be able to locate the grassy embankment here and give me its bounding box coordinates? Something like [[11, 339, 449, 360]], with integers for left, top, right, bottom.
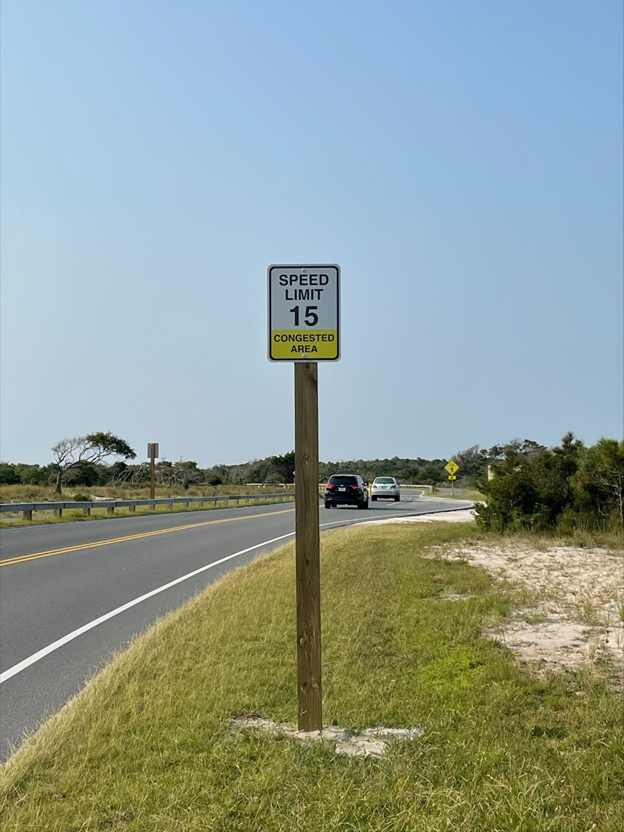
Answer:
[[1, 522, 622, 831], [432, 487, 487, 502], [0, 484, 294, 527]]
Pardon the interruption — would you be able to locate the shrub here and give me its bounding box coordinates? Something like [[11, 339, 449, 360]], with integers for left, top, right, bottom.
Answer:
[[476, 433, 622, 534]]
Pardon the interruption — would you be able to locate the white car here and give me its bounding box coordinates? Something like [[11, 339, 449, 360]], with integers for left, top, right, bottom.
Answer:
[[371, 477, 400, 501]]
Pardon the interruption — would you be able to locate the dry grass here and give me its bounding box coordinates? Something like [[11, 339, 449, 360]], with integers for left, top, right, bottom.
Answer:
[[0, 483, 292, 502], [0, 485, 295, 527], [0, 496, 294, 527]]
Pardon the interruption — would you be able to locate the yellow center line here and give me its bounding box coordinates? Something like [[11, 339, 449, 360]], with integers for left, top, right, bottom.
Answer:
[[0, 508, 295, 567]]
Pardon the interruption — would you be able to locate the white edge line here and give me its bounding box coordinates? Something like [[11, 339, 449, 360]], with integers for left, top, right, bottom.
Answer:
[[0, 508, 421, 685], [0, 531, 296, 685]]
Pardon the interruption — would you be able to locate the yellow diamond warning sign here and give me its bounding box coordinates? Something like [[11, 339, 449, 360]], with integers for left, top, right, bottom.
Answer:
[[268, 265, 340, 362], [444, 460, 459, 475]]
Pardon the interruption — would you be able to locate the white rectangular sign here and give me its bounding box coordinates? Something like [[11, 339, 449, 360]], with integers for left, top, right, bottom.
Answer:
[[267, 264, 340, 362]]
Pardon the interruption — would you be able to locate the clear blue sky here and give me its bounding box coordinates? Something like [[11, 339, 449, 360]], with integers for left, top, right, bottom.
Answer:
[[1, 0, 622, 467]]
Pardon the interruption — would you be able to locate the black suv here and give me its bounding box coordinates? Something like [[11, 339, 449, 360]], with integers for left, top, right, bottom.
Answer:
[[324, 474, 369, 509]]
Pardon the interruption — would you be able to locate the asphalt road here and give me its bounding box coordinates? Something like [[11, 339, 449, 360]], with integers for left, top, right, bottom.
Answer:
[[0, 493, 472, 759]]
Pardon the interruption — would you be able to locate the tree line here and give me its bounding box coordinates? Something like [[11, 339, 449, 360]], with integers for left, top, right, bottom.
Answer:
[[0, 442, 482, 492], [0, 438, 300, 493], [1, 432, 621, 530]]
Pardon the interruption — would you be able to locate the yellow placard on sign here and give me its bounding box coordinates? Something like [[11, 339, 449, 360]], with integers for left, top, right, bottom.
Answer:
[[444, 460, 459, 475], [270, 330, 339, 360], [448, 475, 457, 481]]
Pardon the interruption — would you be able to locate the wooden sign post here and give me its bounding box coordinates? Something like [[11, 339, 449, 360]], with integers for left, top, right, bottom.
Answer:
[[147, 443, 159, 500], [294, 362, 322, 730], [268, 264, 340, 732]]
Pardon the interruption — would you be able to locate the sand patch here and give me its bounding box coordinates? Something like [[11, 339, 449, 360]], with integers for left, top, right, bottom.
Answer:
[[229, 715, 424, 758], [366, 508, 476, 525], [423, 539, 623, 684]]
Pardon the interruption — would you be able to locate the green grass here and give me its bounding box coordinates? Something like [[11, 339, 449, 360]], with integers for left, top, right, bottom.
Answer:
[[0, 496, 295, 528], [433, 488, 487, 502], [1, 523, 622, 831]]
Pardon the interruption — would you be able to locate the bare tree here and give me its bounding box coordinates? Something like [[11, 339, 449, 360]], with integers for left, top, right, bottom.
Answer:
[[156, 459, 175, 486], [51, 432, 136, 494], [109, 461, 149, 486], [155, 458, 203, 489]]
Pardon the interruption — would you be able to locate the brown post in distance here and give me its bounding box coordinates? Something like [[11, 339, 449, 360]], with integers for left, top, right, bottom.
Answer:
[[294, 362, 322, 731], [148, 443, 159, 500], [150, 450, 156, 500]]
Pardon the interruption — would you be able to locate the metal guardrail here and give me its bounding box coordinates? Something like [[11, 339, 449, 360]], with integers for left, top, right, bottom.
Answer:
[[0, 493, 295, 521]]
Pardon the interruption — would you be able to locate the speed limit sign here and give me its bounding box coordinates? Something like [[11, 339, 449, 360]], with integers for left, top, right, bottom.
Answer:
[[267, 264, 340, 362]]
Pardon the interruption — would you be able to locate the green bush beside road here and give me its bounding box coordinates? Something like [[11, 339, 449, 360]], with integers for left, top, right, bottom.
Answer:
[[476, 434, 624, 535]]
